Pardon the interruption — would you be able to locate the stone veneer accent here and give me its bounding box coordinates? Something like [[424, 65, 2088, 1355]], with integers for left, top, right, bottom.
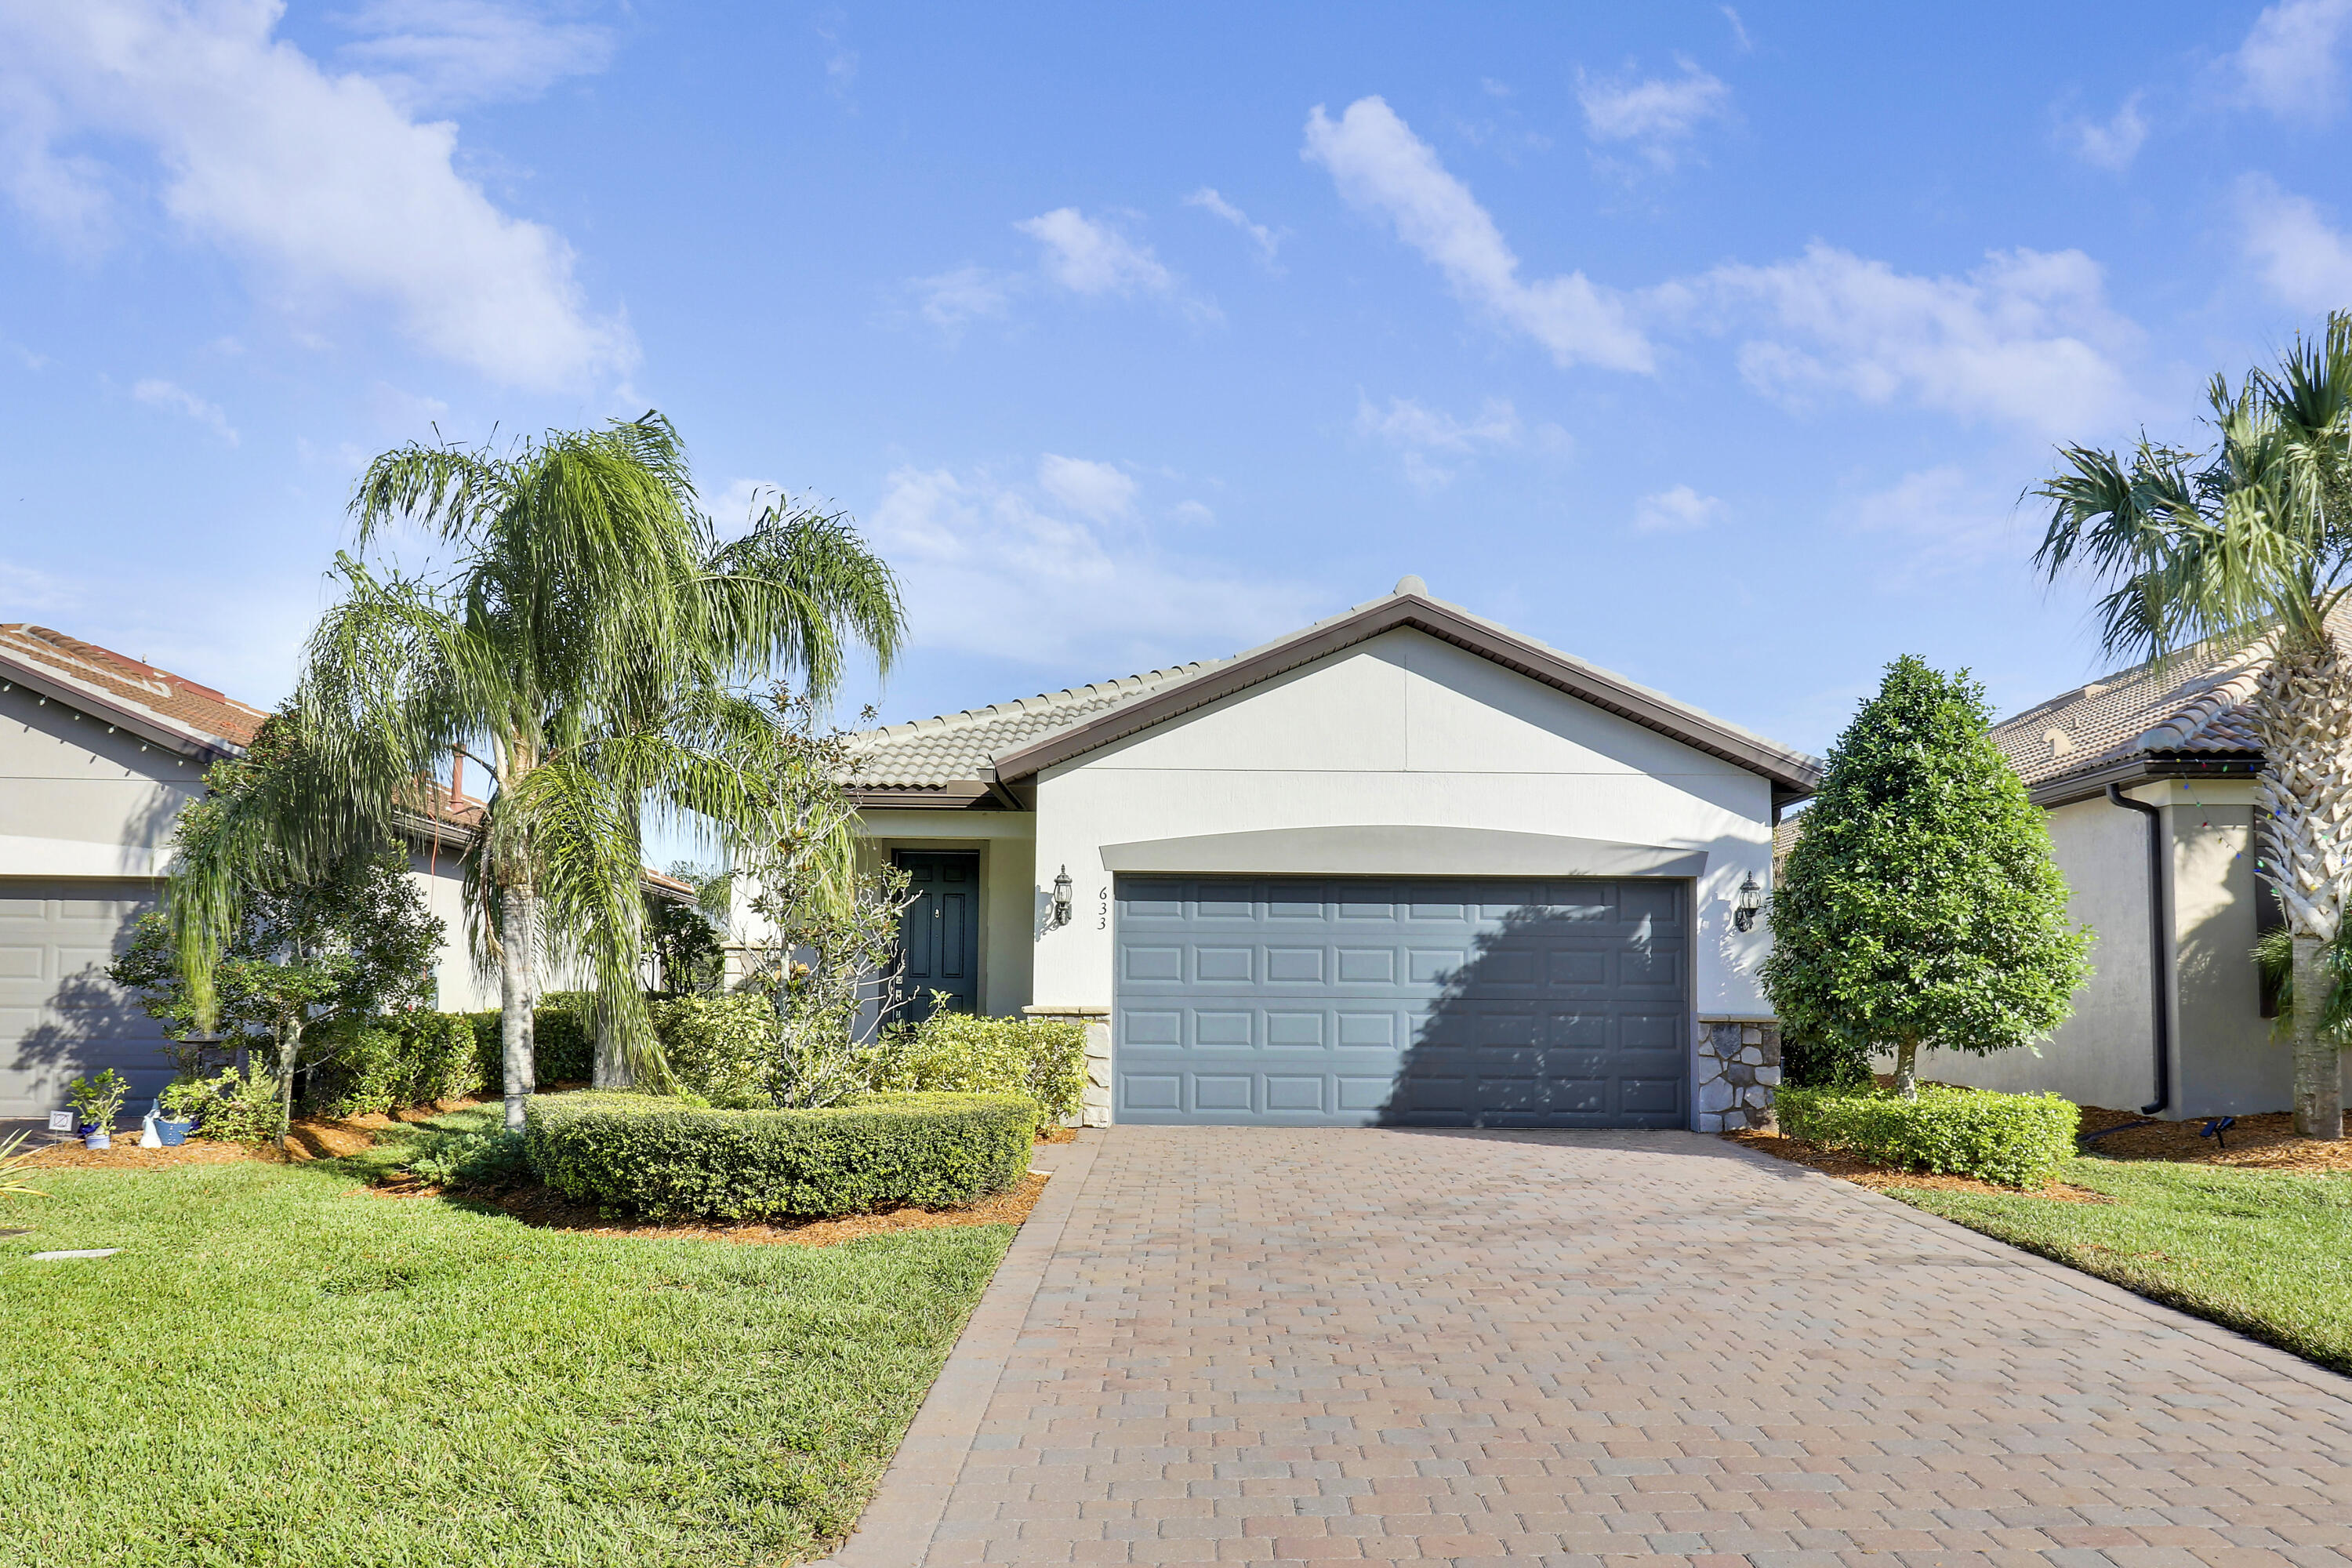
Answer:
[[1022, 1005, 1112, 1127], [1695, 1017, 1781, 1133]]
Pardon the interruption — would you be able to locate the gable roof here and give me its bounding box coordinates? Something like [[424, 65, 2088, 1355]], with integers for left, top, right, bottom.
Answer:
[[0, 624, 267, 760], [848, 586, 1824, 806], [1984, 605, 2352, 803]]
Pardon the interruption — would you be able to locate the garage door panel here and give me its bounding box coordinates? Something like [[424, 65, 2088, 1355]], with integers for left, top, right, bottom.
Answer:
[[1116, 875, 1689, 1128], [1, 878, 175, 1117]]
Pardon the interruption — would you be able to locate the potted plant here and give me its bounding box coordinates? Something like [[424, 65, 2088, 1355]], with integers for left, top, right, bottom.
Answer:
[[66, 1069, 129, 1151], [151, 1080, 205, 1146]]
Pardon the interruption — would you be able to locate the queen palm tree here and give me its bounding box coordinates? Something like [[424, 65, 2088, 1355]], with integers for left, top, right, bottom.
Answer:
[[172, 415, 902, 1128], [2037, 314, 2352, 1139]]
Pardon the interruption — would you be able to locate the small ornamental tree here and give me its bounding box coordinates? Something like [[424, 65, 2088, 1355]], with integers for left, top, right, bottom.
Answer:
[[112, 730, 444, 1145], [1762, 656, 2092, 1098]]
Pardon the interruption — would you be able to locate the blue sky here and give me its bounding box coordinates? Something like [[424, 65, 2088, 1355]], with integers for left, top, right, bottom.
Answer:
[[5, 1, 2352, 765]]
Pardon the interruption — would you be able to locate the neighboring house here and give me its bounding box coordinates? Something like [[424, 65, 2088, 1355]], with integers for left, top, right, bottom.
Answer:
[[844, 579, 1821, 1131], [0, 626, 496, 1118], [1915, 622, 2352, 1117]]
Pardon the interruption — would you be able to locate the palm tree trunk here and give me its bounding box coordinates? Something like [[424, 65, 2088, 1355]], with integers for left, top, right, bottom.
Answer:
[[499, 877, 539, 1131], [2291, 931, 2345, 1138], [2253, 635, 2352, 1142], [276, 1014, 303, 1152], [1892, 1037, 1919, 1100], [593, 1006, 631, 1091]]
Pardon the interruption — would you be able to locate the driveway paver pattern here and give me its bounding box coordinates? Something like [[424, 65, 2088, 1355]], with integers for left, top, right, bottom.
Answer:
[[843, 1127, 2352, 1566]]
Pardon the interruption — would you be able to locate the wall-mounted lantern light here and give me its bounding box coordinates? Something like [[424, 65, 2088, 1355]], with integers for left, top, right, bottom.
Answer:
[[1050, 865, 1073, 928], [1732, 874, 1763, 933]]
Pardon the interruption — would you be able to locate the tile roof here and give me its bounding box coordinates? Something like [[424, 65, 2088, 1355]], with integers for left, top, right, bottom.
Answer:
[[1986, 603, 2352, 791], [848, 661, 1224, 789], [0, 624, 267, 751]]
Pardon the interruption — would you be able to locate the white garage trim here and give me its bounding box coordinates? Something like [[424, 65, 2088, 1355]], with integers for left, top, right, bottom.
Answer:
[[1100, 825, 1708, 879]]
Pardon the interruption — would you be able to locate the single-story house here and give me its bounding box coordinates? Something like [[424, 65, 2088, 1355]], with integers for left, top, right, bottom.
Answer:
[[1, 625, 503, 1119], [1917, 623, 2352, 1117], [843, 578, 1822, 1131]]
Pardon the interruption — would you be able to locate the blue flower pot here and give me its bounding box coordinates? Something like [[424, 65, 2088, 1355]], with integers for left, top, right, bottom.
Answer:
[[83, 1128, 111, 1151], [154, 1118, 194, 1147]]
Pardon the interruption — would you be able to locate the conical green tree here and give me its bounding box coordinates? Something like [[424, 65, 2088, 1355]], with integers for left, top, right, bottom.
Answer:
[[1762, 656, 2092, 1096]]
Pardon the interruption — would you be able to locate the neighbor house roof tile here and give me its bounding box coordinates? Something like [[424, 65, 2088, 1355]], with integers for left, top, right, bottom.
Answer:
[[1986, 601, 2352, 791]]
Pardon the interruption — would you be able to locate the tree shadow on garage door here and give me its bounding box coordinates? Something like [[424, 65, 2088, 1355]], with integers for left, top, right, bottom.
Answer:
[[1375, 899, 1688, 1131], [9, 947, 177, 1117]]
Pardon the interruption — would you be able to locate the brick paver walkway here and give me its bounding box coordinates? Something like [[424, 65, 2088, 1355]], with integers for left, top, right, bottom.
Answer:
[[837, 1127, 2352, 1566]]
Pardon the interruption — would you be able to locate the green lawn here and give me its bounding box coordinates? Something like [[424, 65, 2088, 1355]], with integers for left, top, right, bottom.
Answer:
[[1889, 1156, 2352, 1374], [0, 1123, 1011, 1568]]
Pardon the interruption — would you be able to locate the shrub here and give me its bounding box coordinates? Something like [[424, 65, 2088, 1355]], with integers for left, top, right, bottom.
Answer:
[[877, 1010, 1089, 1125], [304, 1011, 481, 1117], [66, 1069, 130, 1130], [524, 1090, 1034, 1220], [468, 998, 594, 1091], [165, 1063, 285, 1144], [1777, 1084, 2079, 1187], [406, 1127, 531, 1190], [1780, 1032, 1874, 1091], [653, 993, 782, 1108]]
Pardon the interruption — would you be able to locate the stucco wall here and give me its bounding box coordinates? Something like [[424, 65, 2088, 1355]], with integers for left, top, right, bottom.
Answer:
[[860, 810, 1038, 1018], [1025, 629, 1778, 1018], [1926, 789, 2158, 1108], [1926, 779, 2347, 1117], [0, 680, 205, 875]]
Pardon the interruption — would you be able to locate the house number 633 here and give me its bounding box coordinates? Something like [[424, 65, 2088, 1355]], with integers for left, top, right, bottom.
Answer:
[[1098, 887, 1109, 930]]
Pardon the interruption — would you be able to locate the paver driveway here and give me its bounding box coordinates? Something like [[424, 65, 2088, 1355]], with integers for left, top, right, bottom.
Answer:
[[832, 1127, 2352, 1566]]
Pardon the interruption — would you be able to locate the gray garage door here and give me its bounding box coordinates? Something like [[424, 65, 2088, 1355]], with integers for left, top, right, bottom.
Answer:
[[1114, 876, 1689, 1128], [0, 878, 172, 1119]]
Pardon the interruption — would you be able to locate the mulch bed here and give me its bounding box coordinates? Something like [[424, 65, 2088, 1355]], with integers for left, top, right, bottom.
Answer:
[[1728, 1129, 2114, 1203], [20, 1097, 493, 1170], [1734, 1100, 2352, 1196], [2072, 1105, 2352, 1173]]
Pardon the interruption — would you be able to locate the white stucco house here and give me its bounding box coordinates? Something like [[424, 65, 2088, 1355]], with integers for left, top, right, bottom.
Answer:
[[0, 625, 499, 1120], [1916, 617, 2352, 1120], [845, 579, 1822, 1131]]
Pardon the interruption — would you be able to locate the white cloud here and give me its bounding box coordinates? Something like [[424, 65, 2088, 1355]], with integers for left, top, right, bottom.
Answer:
[[132, 377, 238, 444], [1301, 96, 1653, 373], [1722, 7, 1752, 52], [2234, 0, 2352, 120], [1036, 455, 1137, 522], [0, 557, 80, 615], [1018, 207, 1174, 296], [2064, 94, 2147, 171], [332, 0, 612, 111], [1185, 186, 1279, 263], [1633, 485, 1724, 533], [909, 264, 1014, 334], [0, 1, 634, 390], [1849, 465, 2023, 583], [866, 463, 1315, 670], [1356, 394, 1521, 492], [2238, 173, 2352, 313], [1577, 60, 1733, 171], [1678, 243, 2140, 435]]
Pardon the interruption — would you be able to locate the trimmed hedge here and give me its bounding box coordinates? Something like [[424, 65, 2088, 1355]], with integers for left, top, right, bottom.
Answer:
[[1777, 1083, 2079, 1188], [523, 1090, 1035, 1219], [466, 996, 593, 1089], [304, 1011, 481, 1117], [877, 1011, 1089, 1125]]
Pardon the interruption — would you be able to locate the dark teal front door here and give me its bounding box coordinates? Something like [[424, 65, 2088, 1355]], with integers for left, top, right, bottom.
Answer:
[[897, 851, 980, 1018]]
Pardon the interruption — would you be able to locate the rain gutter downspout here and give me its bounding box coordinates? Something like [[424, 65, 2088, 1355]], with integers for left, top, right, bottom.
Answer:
[[2106, 782, 2172, 1116]]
